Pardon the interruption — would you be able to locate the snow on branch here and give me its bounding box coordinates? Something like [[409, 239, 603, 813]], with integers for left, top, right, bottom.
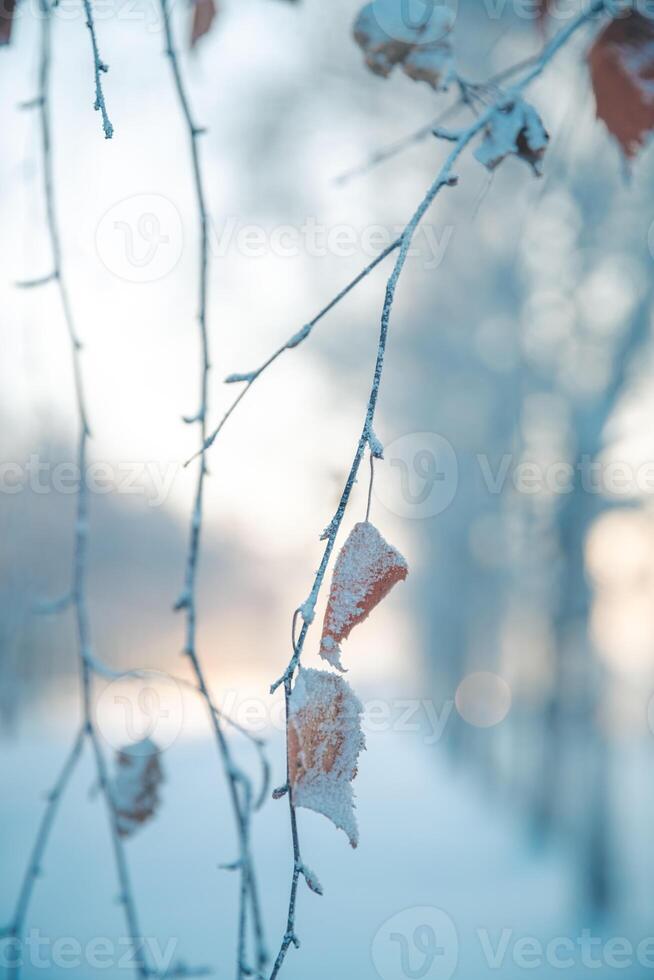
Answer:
[[4, 5, 149, 975], [82, 0, 114, 138], [266, 3, 608, 977], [158, 1, 267, 974]]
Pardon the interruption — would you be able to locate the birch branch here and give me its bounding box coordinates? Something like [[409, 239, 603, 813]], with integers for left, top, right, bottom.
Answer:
[[267, 5, 607, 977], [6, 6, 147, 977], [189, 36, 589, 471], [158, 2, 267, 974]]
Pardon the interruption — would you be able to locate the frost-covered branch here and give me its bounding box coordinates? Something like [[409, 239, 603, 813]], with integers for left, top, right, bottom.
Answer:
[[333, 57, 543, 185], [191, 30, 593, 472], [266, 4, 607, 976], [185, 239, 401, 466], [159, 1, 267, 974], [82, 0, 113, 138], [6, 5, 147, 977], [4, 727, 85, 970]]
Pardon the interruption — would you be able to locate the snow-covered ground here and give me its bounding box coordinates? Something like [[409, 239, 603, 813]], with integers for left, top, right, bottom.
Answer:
[[2, 722, 651, 980]]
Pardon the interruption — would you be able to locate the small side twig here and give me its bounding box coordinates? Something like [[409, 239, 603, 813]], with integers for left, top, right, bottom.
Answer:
[[185, 239, 402, 467]]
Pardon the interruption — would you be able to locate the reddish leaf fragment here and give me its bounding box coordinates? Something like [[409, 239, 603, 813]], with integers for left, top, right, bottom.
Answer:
[[0, 0, 16, 47], [288, 668, 365, 848], [190, 0, 217, 48], [353, 0, 454, 90], [588, 11, 654, 159], [474, 99, 549, 174], [112, 738, 164, 838], [320, 521, 408, 671]]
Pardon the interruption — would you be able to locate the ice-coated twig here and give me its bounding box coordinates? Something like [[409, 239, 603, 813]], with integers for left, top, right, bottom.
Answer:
[[267, 5, 607, 977], [82, 0, 114, 138], [185, 239, 402, 467], [158, 1, 267, 974], [190, 41, 583, 473], [4, 727, 85, 972], [6, 4, 146, 976]]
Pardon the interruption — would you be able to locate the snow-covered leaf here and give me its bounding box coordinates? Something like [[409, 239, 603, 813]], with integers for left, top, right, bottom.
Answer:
[[474, 99, 549, 174], [353, 0, 454, 90], [112, 738, 164, 838], [588, 11, 654, 159], [288, 668, 365, 848], [190, 0, 218, 48], [320, 521, 408, 671]]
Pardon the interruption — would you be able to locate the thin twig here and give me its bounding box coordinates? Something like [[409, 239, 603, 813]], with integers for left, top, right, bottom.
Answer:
[[365, 452, 375, 523], [267, 5, 606, 976], [191, 46, 570, 470], [82, 0, 114, 138], [5, 727, 85, 974], [333, 54, 542, 186], [185, 239, 402, 467], [158, 2, 266, 975]]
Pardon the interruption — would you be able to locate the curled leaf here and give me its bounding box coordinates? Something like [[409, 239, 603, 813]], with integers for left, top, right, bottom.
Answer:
[[474, 99, 549, 174], [112, 738, 164, 838], [353, 0, 454, 90], [320, 521, 408, 671], [288, 668, 365, 848], [588, 11, 654, 159]]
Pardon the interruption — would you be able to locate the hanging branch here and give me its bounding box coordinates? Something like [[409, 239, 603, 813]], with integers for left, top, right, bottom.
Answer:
[[82, 0, 114, 138], [158, 1, 267, 975], [188, 35, 594, 471], [6, 4, 147, 977], [263, 5, 607, 977]]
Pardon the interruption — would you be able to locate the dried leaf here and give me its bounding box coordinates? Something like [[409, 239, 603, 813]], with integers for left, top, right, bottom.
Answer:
[[320, 521, 408, 671], [288, 668, 365, 848], [0, 0, 16, 47], [588, 11, 654, 159], [190, 0, 217, 48], [353, 0, 454, 90], [474, 99, 549, 174], [112, 738, 164, 838]]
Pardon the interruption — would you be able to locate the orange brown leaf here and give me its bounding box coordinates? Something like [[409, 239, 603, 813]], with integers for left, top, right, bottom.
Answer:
[[288, 668, 365, 848], [112, 738, 164, 838], [588, 11, 654, 159], [190, 0, 218, 48], [320, 521, 408, 671]]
